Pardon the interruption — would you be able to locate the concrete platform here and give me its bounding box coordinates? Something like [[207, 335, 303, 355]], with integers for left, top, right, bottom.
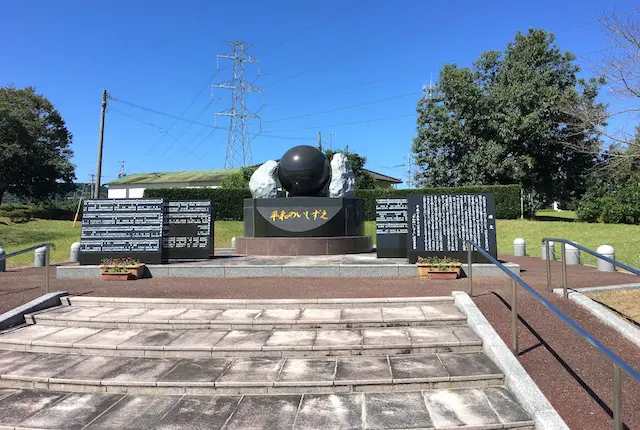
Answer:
[[0, 350, 504, 395], [0, 387, 534, 429], [26, 301, 468, 329], [56, 251, 520, 279], [0, 325, 483, 358]]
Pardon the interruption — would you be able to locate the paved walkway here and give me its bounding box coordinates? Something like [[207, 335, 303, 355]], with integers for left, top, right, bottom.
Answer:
[[1, 254, 639, 428]]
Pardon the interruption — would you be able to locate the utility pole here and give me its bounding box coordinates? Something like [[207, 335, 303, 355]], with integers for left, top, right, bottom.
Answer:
[[213, 41, 264, 168], [317, 132, 322, 151], [329, 132, 335, 150], [94, 89, 107, 198], [404, 154, 414, 189], [118, 160, 126, 178], [89, 174, 96, 198]]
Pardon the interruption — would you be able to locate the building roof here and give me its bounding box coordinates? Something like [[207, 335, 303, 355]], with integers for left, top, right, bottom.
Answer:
[[107, 169, 240, 186], [107, 167, 401, 186], [365, 169, 402, 184]]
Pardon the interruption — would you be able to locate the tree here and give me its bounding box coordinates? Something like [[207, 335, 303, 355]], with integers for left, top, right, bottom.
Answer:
[[564, 7, 640, 163], [220, 166, 256, 189], [324, 148, 376, 189], [0, 86, 75, 203], [412, 29, 603, 208]]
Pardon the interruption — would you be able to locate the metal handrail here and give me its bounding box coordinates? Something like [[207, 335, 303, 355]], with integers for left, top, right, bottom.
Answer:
[[466, 239, 639, 430], [0, 243, 56, 293], [542, 238, 639, 299]]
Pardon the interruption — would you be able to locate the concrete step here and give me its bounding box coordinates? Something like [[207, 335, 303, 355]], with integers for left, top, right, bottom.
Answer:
[[63, 295, 455, 309], [0, 350, 504, 395], [0, 387, 534, 429], [27, 302, 467, 330], [0, 325, 481, 358]]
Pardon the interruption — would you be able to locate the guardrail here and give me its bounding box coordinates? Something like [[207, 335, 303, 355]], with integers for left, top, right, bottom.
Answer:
[[466, 239, 639, 430], [541, 238, 640, 299], [0, 243, 56, 293]]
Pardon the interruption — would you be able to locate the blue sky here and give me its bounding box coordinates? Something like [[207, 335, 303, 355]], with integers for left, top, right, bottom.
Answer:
[[2, 0, 636, 187]]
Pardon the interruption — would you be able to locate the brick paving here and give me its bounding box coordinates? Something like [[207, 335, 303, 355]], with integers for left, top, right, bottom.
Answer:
[[0, 254, 639, 429]]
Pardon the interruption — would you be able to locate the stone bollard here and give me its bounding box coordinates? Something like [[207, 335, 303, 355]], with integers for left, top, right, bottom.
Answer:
[[0, 246, 5, 272], [565, 243, 580, 265], [541, 241, 555, 260], [231, 237, 236, 249], [34, 246, 48, 267], [513, 238, 526, 256], [597, 245, 616, 272], [70, 242, 81, 263]]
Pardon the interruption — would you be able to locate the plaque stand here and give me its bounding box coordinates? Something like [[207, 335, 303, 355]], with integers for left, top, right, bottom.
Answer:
[[238, 197, 372, 256]]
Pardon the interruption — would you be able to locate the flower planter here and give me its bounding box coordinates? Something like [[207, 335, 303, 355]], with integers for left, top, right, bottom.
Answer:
[[417, 264, 461, 278], [100, 272, 132, 281], [99, 264, 145, 280], [426, 271, 459, 280]]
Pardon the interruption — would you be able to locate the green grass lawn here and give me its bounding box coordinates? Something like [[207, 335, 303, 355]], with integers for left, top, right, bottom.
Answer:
[[496, 219, 640, 267], [2, 218, 638, 269], [534, 209, 578, 220], [0, 218, 81, 268]]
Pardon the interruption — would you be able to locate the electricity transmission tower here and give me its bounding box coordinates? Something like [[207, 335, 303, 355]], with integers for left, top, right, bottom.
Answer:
[[212, 41, 264, 168]]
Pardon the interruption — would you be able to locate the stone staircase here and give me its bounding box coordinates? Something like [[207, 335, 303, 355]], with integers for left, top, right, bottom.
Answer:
[[0, 296, 535, 429]]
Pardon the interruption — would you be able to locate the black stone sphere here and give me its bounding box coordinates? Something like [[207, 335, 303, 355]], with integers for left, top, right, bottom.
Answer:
[[278, 145, 330, 196]]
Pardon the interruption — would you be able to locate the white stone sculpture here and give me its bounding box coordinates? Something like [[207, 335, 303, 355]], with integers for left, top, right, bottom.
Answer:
[[329, 153, 356, 198], [249, 160, 279, 198]]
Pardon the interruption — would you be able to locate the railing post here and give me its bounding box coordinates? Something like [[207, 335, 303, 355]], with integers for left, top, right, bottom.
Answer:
[[44, 246, 50, 294], [512, 278, 518, 354], [613, 364, 622, 430], [467, 245, 473, 296], [545, 240, 551, 291], [561, 242, 568, 298]]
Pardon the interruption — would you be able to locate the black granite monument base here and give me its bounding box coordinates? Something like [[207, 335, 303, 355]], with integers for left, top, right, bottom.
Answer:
[[243, 197, 365, 238]]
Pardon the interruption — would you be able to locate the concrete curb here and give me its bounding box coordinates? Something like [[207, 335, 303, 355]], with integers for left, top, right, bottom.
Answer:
[[0, 291, 68, 330], [66, 295, 454, 308], [452, 290, 568, 430], [553, 288, 640, 348], [56, 262, 520, 279], [563, 282, 640, 294]]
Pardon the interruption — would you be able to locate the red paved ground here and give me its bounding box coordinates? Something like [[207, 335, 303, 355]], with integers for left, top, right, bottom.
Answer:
[[0, 254, 639, 429]]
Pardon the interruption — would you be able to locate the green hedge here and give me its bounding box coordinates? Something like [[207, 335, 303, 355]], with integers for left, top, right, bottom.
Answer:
[[0, 201, 80, 223], [144, 188, 254, 221], [145, 184, 521, 221], [356, 184, 521, 220]]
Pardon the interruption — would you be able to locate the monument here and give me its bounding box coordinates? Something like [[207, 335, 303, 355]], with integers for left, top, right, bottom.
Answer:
[[78, 198, 214, 265], [406, 193, 497, 263], [375, 194, 498, 263], [236, 145, 372, 255], [375, 198, 408, 258]]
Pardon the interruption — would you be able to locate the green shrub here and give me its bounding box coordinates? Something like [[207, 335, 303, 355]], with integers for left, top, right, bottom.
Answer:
[[577, 182, 640, 224], [144, 184, 521, 221], [576, 199, 603, 223], [0, 201, 80, 222]]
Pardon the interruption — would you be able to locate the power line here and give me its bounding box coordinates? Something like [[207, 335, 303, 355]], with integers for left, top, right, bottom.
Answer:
[[123, 68, 226, 173], [108, 106, 166, 131], [266, 69, 430, 107], [263, 113, 415, 133], [256, 133, 317, 142], [158, 100, 214, 158], [262, 1, 360, 52], [263, 0, 502, 88], [264, 91, 420, 123], [108, 96, 224, 130]]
